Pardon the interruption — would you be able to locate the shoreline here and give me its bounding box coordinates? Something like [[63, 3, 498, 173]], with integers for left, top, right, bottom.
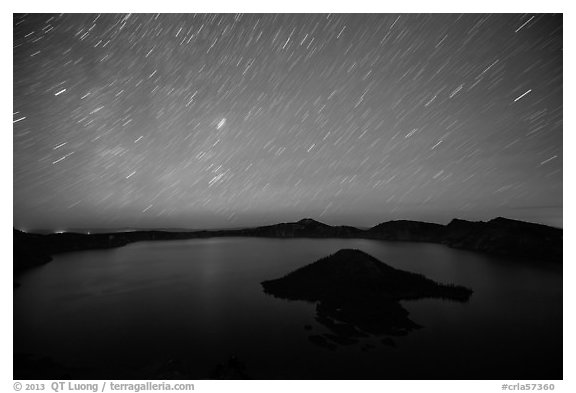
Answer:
[[14, 216, 562, 276]]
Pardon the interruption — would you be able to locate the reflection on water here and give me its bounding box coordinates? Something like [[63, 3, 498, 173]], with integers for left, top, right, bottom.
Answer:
[[14, 238, 562, 379]]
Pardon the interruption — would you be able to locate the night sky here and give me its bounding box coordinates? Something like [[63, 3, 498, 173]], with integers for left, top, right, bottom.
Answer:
[[13, 14, 563, 231]]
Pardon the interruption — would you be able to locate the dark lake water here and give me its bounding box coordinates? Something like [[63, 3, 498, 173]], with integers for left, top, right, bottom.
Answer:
[[14, 238, 562, 379]]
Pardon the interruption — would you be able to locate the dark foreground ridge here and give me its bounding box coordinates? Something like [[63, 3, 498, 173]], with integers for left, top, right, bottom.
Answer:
[[13, 216, 562, 276], [262, 249, 472, 347]]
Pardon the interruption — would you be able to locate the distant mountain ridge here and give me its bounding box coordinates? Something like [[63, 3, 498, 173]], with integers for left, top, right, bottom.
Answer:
[[13, 216, 562, 274]]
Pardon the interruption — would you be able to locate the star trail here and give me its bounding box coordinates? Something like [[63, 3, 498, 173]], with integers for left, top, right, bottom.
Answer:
[[13, 13, 563, 230]]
